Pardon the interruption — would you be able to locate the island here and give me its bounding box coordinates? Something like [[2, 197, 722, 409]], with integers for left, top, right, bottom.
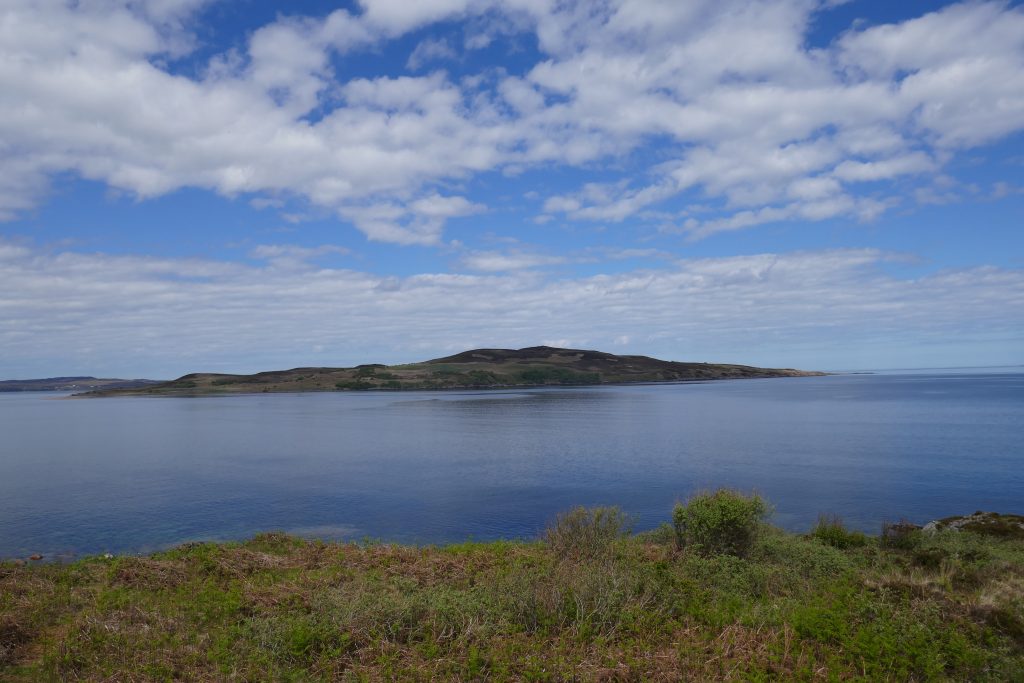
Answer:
[[75, 346, 824, 397]]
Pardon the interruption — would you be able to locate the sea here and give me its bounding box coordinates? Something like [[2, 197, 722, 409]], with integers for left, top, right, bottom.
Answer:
[[1, 369, 1021, 560]]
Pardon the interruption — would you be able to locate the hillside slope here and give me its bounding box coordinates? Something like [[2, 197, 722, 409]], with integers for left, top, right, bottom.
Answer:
[[1, 377, 161, 392], [77, 346, 823, 397]]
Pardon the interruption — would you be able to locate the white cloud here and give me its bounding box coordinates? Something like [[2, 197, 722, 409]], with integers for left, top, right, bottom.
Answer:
[[246, 16, 332, 114], [249, 244, 351, 269], [832, 152, 935, 182], [407, 37, 458, 70], [2, 240, 1022, 377], [357, 0, 472, 35], [787, 176, 842, 201], [136, 0, 215, 25], [339, 194, 484, 245], [527, 1, 1024, 232], [0, 0, 1023, 244], [837, 2, 1023, 79], [459, 248, 565, 272]]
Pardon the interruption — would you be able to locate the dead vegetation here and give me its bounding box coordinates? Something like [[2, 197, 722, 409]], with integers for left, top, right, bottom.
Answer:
[[1, 507, 1022, 681]]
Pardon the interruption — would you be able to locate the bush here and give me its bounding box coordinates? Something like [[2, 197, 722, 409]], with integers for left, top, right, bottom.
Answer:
[[757, 528, 853, 581], [544, 506, 632, 561], [519, 368, 600, 385], [334, 381, 373, 391], [880, 520, 922, 550], [673, 489, 768, 557], [811, 514, 868, 549], [636, 522, 676, 545]]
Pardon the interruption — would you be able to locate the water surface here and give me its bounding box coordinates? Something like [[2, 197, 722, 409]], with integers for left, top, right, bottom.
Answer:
[[1, 371, 1021, 559]]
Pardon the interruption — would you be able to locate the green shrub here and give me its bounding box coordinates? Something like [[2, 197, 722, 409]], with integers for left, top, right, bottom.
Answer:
[[519, 368, 600, 385], [880, 520, 922, 550], [636, 522, 676, 545], [911, 546, 949, 569], [811, 514, 868, 549], [467, 370, 501, 384], [756, 528, 853, 581], [544, 506, 632, 561], [673, 489, 768, 557], [334, 381, 374, 391]]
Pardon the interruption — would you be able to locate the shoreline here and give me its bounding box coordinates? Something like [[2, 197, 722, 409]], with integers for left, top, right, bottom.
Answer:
[[6, 510, 1021, 566], [3, 505, 1022, 680], [69, 372, 828, 399]]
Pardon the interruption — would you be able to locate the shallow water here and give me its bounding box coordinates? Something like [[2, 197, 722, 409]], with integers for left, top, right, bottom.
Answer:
[[1, 371, 1022, 559]]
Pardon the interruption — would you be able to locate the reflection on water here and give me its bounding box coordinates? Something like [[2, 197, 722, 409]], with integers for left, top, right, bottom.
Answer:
[[1, 371, 1022, 558]]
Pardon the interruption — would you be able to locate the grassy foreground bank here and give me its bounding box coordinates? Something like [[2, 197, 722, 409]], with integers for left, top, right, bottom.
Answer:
[[2, 499, 1023, 681]]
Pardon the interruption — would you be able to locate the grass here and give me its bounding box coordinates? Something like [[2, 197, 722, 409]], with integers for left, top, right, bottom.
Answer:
[[2, 504, 1023, 681], [810, 514, 869, 550]]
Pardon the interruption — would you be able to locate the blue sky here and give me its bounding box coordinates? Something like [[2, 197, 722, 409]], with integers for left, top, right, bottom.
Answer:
[[1, 0, 1023, 378]]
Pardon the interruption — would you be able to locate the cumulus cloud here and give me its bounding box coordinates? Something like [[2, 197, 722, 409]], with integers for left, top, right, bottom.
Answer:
[[1, 239, 1022, 377], [459, 248, 566, 272], [0, 0, 1023, 244], [358, 0, 472, 36], [527, 1, 1024, 234], [249, 244, 351, 270], [406, 37, 458, 70], [338, 194, 485, 245]]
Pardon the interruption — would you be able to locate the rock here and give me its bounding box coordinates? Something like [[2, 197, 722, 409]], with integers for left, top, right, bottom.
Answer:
[[924, 512, 1024, 539], [922, 521, 938, 534], [28, 554, 42, 561]]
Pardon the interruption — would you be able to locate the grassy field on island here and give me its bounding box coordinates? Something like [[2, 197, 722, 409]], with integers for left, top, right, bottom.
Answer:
[[2, 493, 1023, 681]]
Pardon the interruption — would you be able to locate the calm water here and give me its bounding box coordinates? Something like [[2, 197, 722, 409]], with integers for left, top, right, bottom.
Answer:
[[1, 371, 1022, 559]]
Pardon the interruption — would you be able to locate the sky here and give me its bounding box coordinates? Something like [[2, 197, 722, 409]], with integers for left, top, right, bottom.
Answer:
[[1, 0, 1023, 379]]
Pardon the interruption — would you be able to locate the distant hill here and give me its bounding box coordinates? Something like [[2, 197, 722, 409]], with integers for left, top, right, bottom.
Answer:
[[1, 377, 162, 392], [76, 346, 824, 397]]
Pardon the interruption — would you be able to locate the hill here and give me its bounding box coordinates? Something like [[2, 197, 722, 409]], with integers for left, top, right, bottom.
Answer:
[[76, 346, 823, 397], [0, 377, 162, 392]]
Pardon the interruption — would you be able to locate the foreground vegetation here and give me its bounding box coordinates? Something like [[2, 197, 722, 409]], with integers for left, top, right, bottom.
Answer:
[[2, 493, 1022, 681]]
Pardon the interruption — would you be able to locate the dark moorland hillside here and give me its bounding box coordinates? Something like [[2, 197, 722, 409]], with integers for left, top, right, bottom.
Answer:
[[0, 377, 161, 392], [77, 346, 823, 397]]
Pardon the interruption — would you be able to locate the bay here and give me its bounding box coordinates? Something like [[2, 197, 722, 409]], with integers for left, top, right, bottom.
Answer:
[[1, 370, 1021, 559]]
